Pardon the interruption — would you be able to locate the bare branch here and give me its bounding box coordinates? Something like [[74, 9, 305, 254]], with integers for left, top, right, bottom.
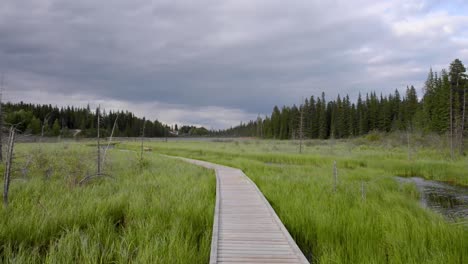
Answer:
[[3, 126, 17, 207], [102, 116, 118, 168], [140, 119, 146, 162], [0, 73, 4, 162], [97, 106, 101, 175], [78, 173, 114, 185], [41, 113, 51, 138]]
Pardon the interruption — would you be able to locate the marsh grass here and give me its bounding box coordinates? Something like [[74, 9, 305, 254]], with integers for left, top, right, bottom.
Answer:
[[137, 138, 468, 264], [1, 143, 214, 263]]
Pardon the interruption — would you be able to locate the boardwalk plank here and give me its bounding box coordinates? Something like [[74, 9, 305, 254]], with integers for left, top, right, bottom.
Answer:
[[170, 156, 309, 264]]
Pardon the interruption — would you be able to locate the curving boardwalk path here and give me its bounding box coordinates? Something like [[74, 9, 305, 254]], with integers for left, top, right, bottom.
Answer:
[[172, 156, 309, 264]]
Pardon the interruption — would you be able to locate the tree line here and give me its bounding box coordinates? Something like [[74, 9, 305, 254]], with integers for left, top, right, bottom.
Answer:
[[3, 102, 171, 138], [215, 59, 467, 143]]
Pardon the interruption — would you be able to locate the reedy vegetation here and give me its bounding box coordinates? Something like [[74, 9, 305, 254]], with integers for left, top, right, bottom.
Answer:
[[138, 136, 467, 264], [0, 143, 214, 263]]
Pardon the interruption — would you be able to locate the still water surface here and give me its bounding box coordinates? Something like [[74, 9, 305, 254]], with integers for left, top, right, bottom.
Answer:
[[396, 177, 468, 222]]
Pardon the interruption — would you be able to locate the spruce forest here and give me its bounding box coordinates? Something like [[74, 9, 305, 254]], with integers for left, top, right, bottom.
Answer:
[[4, 59, 467, 142], [3, 103, 171, 138], [219, 59, 467, 142]]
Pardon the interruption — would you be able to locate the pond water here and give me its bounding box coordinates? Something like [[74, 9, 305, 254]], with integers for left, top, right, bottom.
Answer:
[[396, 177, 468, 222]]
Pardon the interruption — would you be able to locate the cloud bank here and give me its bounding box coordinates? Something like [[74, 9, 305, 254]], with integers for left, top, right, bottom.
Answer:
[[1, 0, 467, 128]]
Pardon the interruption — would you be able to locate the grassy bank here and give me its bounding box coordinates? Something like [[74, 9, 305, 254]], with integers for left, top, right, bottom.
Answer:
[[0, 143, 215, 263], [134, 134, 468, 186], [131, 138, 467, 264]]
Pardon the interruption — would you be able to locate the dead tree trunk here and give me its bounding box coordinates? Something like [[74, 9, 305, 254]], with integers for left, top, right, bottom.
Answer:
[[260, 118, 263, 138], [333, 161, 338, 192], [3, 127, 16, 207], [102, 116, 118, 168], [407, 122, 412, 161], [450, 86, 454, 159], [299, 106, 304, 154], [41, 113, 51, 139], [460, 87, 466, 155], [0, 74, 4, 162], [140, 120, 146, 162], [97, 107, 101, 175], [361, 181, 366, 201]]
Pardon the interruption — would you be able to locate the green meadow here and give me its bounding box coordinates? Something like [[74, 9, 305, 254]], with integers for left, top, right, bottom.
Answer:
[[1, 133, 467, 263], [0, 143, 214, 263], [124, 134, 467, 264]]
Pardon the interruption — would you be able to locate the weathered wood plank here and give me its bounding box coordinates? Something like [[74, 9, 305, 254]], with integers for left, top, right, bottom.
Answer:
[[168, 155, 309, 264]]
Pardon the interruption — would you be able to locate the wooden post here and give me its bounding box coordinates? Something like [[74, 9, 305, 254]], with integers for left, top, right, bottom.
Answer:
[[333, 161, 338, 192], [3, 127, 16, 207]]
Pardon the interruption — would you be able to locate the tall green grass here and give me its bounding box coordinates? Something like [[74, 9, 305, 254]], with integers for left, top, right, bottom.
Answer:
[[138, 139, 467, 264], [136, 138, 468, 186], [0, 143, 215, 263]]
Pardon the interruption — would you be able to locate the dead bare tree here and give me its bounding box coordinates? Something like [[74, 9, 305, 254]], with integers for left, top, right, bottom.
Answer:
[[361, 181, 366, 201], [459, 73, 467, 155], [20, 154, 33, 179], [333, 161, 338, 192], [450, 83, 454, 159], [292, 99, 307, 154], [83, 123, 113, 184], [3, 126, 17, 207], [78, 173, 113, 185], [256, 115, 263, 138], [97, 106, 101, 175], [78, 106, 115, 185], [41, 113, 51, 139], [140, 119, 146, 162], [406, 122, 412, 161], [60, 117, 66, 141], [0, 73, 4, 162], [102, 116, 118, 168], [299, 104, 304, 154]]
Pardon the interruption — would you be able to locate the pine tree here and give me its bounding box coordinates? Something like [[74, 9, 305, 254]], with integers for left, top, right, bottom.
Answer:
[[52, 119, 61, 136], [309, 96, 319, 138], [449, 59, 467, 154], [28, 117, 41, 134], [271, 106, 281, 139], [357, 93, 368, 134], [404, 86, 418, 128], [318, 92, 328, 139]]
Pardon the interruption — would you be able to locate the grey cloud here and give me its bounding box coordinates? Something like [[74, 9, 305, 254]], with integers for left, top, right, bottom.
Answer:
[[1, 0, 467, 127]]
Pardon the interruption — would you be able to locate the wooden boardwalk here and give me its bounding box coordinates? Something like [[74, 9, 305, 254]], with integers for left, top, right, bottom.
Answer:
[[174, 157, 309, 264]]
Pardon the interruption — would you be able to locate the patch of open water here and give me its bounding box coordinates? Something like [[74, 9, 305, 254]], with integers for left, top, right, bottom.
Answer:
[[396, 177, 468, 222]]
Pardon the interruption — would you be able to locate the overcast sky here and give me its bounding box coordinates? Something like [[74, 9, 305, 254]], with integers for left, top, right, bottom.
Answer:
[[1, 0, 467, 129]]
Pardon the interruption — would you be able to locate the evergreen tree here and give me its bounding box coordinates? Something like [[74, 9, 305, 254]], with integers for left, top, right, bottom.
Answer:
[[271, 106, 281, 139], [309, 96, 319, 138], [357, 93, 368, 134], [28, 117, 41, 134], [51, 119, 61, 136], [318, 92, 328, 139]]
